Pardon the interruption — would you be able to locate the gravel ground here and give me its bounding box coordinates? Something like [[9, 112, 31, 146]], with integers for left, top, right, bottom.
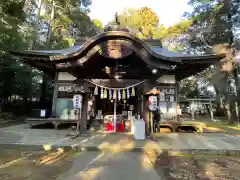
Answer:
[[151, 151, 240, 180]]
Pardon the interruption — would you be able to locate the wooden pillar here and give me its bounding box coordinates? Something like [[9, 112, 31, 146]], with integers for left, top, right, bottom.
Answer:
[[80, 93, 88, 133], [141, 95, 144, 115], [175, 81, 180, 121], [136, 88, 141, 116], [142, 95, 150, 136], [51, 72, 58, 117], [92, 95, 96, 116]]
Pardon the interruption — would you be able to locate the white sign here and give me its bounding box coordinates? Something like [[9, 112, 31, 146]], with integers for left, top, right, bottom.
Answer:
[[129, 105, 134, 111], [40, 110, 46, 117], [128, 111, 133, 120], [149, 96, 158, 111], [58, 85, 84, 92], [73, 94, 82, 109], [159, 92, 165, 102]]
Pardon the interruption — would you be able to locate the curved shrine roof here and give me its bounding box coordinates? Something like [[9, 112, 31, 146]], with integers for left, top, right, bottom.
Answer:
[[10, 31, 224, 62], [9, 31, 225, 80]]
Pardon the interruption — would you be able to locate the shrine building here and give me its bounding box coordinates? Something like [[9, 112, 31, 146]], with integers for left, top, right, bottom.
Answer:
[[10, 25, 224, 133]]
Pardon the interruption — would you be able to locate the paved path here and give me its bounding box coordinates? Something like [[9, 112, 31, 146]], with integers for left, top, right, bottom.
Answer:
[[58, 151, 161, 180], [1, 124, 240, 151], [154, 133, 240, 150]]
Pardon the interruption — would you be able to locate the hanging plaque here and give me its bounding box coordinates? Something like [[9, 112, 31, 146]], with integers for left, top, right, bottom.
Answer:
[[160, 88, 175, 102], [159, 92, 165, 102], [57, 84, 89, 93], [73, 94, 82, 109]]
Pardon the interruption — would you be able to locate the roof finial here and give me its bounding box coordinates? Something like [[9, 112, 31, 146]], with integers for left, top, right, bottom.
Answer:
[[115, 12, 120, 25]]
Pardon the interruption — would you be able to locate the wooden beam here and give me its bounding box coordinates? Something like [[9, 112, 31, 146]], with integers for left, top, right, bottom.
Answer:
[[51, 71, 59, 117], [80, 93, 88, 133]]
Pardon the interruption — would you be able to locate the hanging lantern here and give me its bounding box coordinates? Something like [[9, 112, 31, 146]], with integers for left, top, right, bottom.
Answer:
[[109, 89, 112, 99], [131, 87, 135, 96], [122, 89, 126, 99], [127, 88, 130, 99], [113, 89, 117, 99], [100, 88, 104, 99], [103, 88, 108, 99], [94, 86, 98, 95], [118, 89, 121, 100], [104, 66, 110, 74]]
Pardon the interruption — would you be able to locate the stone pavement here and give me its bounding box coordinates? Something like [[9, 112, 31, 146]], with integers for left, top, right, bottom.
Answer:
[[1, 124, 240, 153], [58, 151, 161, 180]]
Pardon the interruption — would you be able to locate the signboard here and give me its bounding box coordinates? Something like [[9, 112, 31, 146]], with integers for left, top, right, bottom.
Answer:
[[58, 85, 85, 93], [129, 105, 134, 111], [73, 94, 82, 109], [148, 96, 158, 111], [160, 88, 175, 102]]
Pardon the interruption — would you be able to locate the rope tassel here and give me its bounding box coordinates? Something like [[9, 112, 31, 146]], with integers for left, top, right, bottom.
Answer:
[[122, 89, 126, 99], [109, 89, 112, 99], [113, 90, 117, 99], [100, 88, 104, 99], [131, 87, 135, 96], [103, 88, 108, 99], [94, 86, 98, 95], [118, 89, 121, 100], [127, 88, 130, 99]]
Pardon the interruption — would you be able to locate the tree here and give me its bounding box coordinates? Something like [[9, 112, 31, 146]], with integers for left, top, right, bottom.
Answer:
[[183, 0, 240, 123], [0, 0, 98, 115], [111, 7, 160, 39], [92, 19, 104, 31]]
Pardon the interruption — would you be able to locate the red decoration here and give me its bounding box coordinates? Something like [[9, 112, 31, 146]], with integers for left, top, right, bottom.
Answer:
[[104, 122, 124, 132]]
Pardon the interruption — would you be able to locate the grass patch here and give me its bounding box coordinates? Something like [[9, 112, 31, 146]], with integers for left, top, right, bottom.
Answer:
[[168, 151, 240, 158], [196, 119, 240, 134]]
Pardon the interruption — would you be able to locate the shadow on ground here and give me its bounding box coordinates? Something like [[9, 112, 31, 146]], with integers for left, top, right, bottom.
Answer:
[[147, 150, 240, 180], [30, 123, 76, 130], [0, 137, 161, 180]]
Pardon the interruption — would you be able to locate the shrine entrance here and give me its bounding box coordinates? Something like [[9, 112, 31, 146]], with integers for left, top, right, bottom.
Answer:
[[87, 80, 143, 133], [10, 25, 223, 135]]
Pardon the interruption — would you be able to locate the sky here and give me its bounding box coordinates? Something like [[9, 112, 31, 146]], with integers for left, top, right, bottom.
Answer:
[[89, 0, 192, 27]]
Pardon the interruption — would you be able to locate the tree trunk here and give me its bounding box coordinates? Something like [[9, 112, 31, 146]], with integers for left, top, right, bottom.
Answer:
[[40, 0, 55, 106], [225, 103, 232, 124]]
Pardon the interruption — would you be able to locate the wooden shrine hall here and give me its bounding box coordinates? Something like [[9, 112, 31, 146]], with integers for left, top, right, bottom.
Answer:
[[10, 25, 224, 134]]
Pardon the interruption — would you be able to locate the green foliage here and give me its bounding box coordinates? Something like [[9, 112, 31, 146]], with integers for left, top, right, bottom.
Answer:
[[92, 19, 104, 31], [0, 0, 96, 103], [167, 20, 193, 37], [180, 77, 199, 98], [182, 0, 240, 123], [110, 7, 192, 40], [112, 7, 160, 38]]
